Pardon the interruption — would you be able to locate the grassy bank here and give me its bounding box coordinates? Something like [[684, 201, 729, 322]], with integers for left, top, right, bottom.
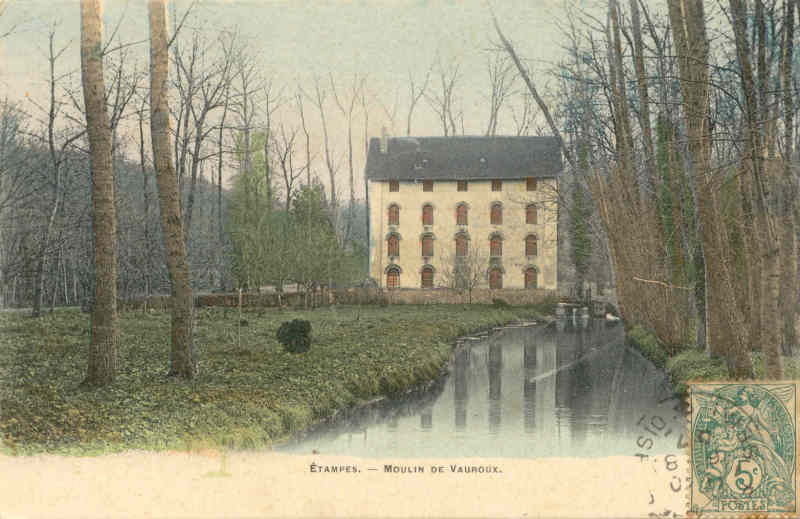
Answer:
[[0, 303, 551, 455], [626, 324, 800, 396]]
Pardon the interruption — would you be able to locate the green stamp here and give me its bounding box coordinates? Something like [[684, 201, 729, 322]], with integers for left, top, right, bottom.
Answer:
[[690, 383, 797, 516]]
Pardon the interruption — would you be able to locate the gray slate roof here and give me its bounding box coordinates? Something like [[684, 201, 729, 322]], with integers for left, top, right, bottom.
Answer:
[[364, 135, 562, 181]]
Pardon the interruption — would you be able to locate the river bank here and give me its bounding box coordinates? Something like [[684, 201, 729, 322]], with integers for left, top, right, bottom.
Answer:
[[0, 303, 553, 455], [625, 324, 800, 395]]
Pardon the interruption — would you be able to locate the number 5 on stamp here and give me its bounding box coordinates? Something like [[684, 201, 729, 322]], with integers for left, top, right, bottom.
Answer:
[[689, 382, 797, 517]]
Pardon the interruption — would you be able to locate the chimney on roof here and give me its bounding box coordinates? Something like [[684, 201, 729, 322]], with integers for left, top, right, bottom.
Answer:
[[380, 127, 389, 154]]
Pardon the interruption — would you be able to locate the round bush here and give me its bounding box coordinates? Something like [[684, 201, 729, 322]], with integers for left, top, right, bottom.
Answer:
[[276, 319, 312, 353]]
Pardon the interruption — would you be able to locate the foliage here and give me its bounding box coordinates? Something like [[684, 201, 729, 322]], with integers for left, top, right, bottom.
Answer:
[[491, 298, 510, 309], [569, 180, 592, 283], [276, 319, 312, 353], [627, 325, 668, 368], [0, 304, 544, 455]]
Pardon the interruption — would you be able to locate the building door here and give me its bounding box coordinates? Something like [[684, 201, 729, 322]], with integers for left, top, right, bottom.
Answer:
[[421, 266, 434, 288], [489, 268, 502, 290], [525, 268, 537, 289]]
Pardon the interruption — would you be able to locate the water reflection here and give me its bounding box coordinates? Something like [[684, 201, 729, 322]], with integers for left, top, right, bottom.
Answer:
[[280, 319, 682, 458]]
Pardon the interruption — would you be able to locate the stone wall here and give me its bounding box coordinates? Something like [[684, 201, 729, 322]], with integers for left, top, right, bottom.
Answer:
[[377, 287, 557, 305], [120, 287, 557, 310]]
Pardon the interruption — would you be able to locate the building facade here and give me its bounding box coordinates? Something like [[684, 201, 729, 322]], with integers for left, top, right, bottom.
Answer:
[[365, 135, 562, 291]]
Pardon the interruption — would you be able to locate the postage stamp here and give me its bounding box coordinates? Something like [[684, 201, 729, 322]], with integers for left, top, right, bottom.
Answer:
[[689, 382, 798, 517]]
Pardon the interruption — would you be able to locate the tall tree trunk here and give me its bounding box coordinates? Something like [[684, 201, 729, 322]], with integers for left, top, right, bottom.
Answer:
[[149, 0, 196, 379], [780, 0, 797, 356], [669, 0, 752, 378], [730, 0, 783, 378], [80, 0, 118, 386]]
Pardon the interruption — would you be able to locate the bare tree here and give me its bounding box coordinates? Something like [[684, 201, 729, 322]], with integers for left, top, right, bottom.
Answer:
[[149, 0, 196, 379], [272, 122, 305, 210], [27, 23, 86, 317], [80, 0, 117, 386], [406, 65, 432, 136], [439, 243, 489, 304], [330, 72, 364, 243], [425, 57, 462, 136], [484, 52, 516, 136], [307, 76, 340, 225]]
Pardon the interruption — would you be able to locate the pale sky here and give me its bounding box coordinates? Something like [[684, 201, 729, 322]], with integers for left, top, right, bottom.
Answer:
[[0, 0, 604, 197]]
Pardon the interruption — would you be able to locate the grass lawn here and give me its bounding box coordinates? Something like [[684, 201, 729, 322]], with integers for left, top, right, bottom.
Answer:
[[0, 303, 550, 455], [626, 324, 800, 396]]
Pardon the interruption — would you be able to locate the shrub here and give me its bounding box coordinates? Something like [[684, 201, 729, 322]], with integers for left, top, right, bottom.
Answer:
[[491, 298, 510, 309], [276, 319, 312, 353], [627, 325, 667, 368]]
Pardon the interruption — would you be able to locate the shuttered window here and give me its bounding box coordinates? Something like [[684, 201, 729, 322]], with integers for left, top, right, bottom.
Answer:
[[490, 203, 502, 225], [421, 235, 434, 257], [421, 267, 434, 288], [526, 204, 537, 225], [526, 177, 537, 191], [526, 235, 538, 257], [389, 180, 399, 192], [388, 204, 399, 225], [456, 204, 468, 225], [525, 268, 538, 289], [489, 268, 503, 289], [490, 236, 502, 257], [387, 235, 400, 257], [457, 180, 468, 191], [387, 268, 400, 289], [422, 204, 434, 226], [423, 180, 433, 192], [456, 234, 468, 257], [492, 179, 502, 191]]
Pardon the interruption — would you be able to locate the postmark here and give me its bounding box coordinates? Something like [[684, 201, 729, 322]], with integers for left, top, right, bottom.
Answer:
[[689, 382, 798, 517]]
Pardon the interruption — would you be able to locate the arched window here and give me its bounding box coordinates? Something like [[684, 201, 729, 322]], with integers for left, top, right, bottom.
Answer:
[[490, 203, 502, 225], [387, 234, 400, 257], [421, 266, 434, 288], [456, 203, 468, 225], [489, 268, 503, 289], [387, 267, 400, 290], [422, 204, 434, 226], [526, 204, 537, 225], [525, 234, 538, 257], [455, 233, 469, 257], [388, 204, 400, 225], [490, 234, 503, 257], [525, 267, 538, 289], [421, 234, 434, 257]]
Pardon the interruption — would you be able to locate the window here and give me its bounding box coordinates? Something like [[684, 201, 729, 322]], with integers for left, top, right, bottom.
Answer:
[[421, 266, 434, 288], [455, 234, 468, 257], [387, 267, 400, 290], [456, 203, 468, 225], [421, 234, 434, 257], [526, 177, 537, 191], [457, 180, 468, 192], [388, 204, 400, 226], [423, 179, 433, 192], [489, 268, 503, 290], [492, 179, 502, 191], [389, 180, 399, 192], [490, 203, 502, 225], [387, 234, 400, 257], [526, 235, 538, 257], [525, 267, 538, 289], [490, 235, 502, 257], [422, 204, 434, 226], [526, 204, 537, 225]]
